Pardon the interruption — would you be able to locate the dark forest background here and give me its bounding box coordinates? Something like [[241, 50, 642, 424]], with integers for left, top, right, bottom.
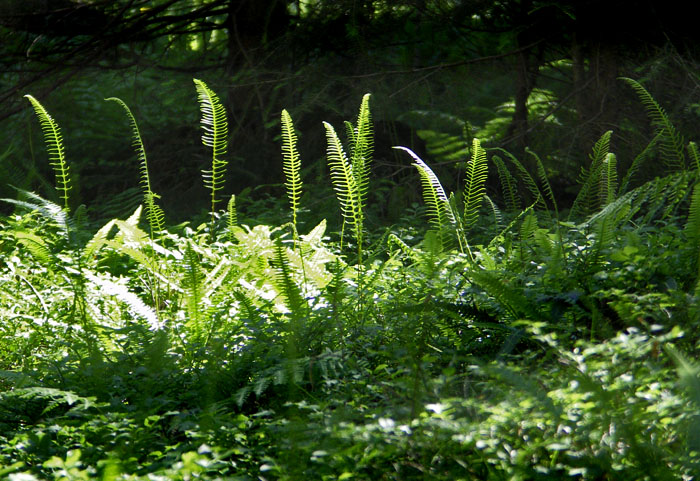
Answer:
[[1, 0, 699, 222]]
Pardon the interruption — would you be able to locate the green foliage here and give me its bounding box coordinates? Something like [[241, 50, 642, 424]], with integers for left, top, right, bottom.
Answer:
[[193, 78, 229, 223], [281, 109, 302, 232], [463, 138, 488, 229], [106, 97, 165, 236], [2, 84, 700, 479], [24, 95, 72, 211], [621, 77, 686, 171]]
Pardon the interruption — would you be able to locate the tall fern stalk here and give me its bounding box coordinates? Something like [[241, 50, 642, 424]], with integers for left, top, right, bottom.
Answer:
[[194, 79, 229, 232], [106, 97, 165, 316], [24, 95, 72, 211], [281, 109, 302, 235]]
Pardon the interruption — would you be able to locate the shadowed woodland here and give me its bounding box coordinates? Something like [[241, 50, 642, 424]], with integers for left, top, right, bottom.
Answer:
[[1, 1, 700, 479]]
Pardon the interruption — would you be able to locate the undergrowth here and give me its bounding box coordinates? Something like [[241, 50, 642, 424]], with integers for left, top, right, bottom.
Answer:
[[1, 78, 699, 480]]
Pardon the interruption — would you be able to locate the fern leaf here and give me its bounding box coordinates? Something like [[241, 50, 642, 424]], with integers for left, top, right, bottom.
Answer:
[[618, 131, 660, 195], [493, 155, 520, 211], [24, 95, 71, 211], [82, 270, 160, 329], [272, 240, 305, 317], [351, 93, 373, 209], [182, 240, 205, 339], [621, 77, 685, 171], [600, 153, 618, 206], [569, 130, 613, 219], [281, 109, 302, 231], [227, 195, 237, 242], [324, 121, 363, 247], [685, 183, 700, 277], [689, 142, 700, 172], [394, 146, 455, 249], [527, 147, 558, 217], [493, 148, 546, 211], [194, 79, 229, 215], [106, 97, 165, 235], [463, 138, 489, 229]]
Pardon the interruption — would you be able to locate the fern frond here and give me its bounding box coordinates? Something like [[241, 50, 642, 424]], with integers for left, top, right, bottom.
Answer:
[[324, 121, 363, 247], [82, 270, 160, 329], [618, 132, 660, 195], [493, 155, 520, 211], [194, 79, 229, 215], [182, 240, 205, 339], [483, 194, 503, 230], [685, 183, 700, 278], [527, 148, 558, 217], [463, 138, 488, 229], [493, 148, 547, 211], [351, 93, 373, 208], [689, 142, 700, 172], [227, 195, 237, 242], [106, 97, 165, 235], [281, 109, 302, 231], [394, 146, 455, 249], [272, 240, 305, 317], [24, 95, 71, 211], [600, 153, 618, 206], [569, 130, 613, 220], [621, 77, 685, 171]]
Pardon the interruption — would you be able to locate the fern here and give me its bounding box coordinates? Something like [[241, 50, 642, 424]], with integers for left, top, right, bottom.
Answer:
[[618, 131, 660, 195], [350, 93, 373, 212], [569, 130, 613, 220], [527, 148, 558, 218], [106, 97, 165, 235], [182, 240, 205, 341], [227, 195, 238, 242], [82, 270, 160, 329], [493, 155, 520, 211], [324, 121, 364, 250], [685, 183, 700, 279], [281, 109, 302, 232], [194, 79, 229, 223], [600, 153, 618, 206], [463, 138, 488, 230], [621, 77, 685, 171], [24, 95, 71, 211], [394, 146, 456, 250], [272, 240, 305, 321], [493, 148, 547, 212], [689, 142, 700, 172]]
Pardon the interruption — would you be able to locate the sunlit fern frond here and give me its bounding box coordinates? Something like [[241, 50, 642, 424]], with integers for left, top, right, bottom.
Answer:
[[600, 153, 618, 206], [227, 195, 237, 242], [324, 121, 363, 247], [24, 95, 71, 211], [194, 79, 229, 215], [463, 138, 488, 229], [106, 97, 165, 235], [281, 109, 302, 231], [493, 155, 520, 211], [569, 130, 612, 220], [527, 148, 558, 218], [351, 93, 373, 207], [621, 77, 685, 171], [394, 146, 455, 249]]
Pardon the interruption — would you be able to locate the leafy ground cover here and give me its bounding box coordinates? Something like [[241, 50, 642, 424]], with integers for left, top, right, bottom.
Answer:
[[1, 80, 700, 480]]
